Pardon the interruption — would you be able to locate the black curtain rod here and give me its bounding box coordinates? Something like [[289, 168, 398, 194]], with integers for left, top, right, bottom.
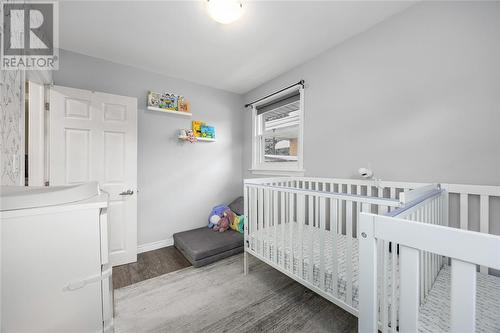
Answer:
[[244, 80, 305, 108]]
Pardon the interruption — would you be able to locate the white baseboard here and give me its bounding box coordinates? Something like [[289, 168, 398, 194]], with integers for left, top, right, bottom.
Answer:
[[137, 237, 174, 254]]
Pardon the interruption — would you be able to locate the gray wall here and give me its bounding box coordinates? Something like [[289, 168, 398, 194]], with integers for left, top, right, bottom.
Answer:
[[54, 50, 244, 246], [243, 1, 500, 186]]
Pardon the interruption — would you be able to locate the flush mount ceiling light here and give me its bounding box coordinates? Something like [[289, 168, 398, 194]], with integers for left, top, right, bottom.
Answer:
[[206, 0, 244, 24]]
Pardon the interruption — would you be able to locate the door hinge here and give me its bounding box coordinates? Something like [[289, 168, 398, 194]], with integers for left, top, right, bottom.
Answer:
[[44, 181, 50, 186], [44, 102, 50, 111]]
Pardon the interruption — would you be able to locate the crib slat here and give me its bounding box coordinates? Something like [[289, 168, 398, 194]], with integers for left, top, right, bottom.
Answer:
[[367, 185, 373, 213], [399, 245, 420, 333], [346, 200, 353, 305], [252, 188, 258, 251], [390, 242, 398, 333], [378, 188, 387, 215], [339, 186, 344, 233], [298, 193, 305, 278], [430, 202, 436, 294], [309, 187, 314, 227], [356, 185, 362, 226], [308, 198, 314, 284], [460, 193, 468, 230], [267, 189, 272, 259], [258, 188, 264, 255], [319, 197, 326, 290], [431, 199, 437, 276], [331, 198, 339, 297], [390, 188, 396, 212], [273, 190, 278, 264], [281, 188, 286, 269], [419, 212, 425, 302], [380, 240, 389, 333], [421, 204, 427, 290], [289, 191, 294, 273], [450, 259, 476, 333], [480, 195, 489, 274]]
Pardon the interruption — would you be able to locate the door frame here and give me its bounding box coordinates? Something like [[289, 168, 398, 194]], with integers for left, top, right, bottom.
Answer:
[[27, 81, 46, 186]]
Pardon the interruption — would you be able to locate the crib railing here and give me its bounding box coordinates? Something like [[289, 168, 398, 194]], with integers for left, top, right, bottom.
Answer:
[[247, 177, 500, 275], [358, 190, 500, 333], [243, 179, 401, 315], [371, 185, 447, 332]]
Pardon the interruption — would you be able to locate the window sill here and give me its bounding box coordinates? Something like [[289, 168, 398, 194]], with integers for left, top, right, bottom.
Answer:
[[249, 168, 306, 177]]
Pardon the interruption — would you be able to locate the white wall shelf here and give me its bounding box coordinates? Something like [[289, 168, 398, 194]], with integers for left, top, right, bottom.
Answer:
[[178, 136, 216, 142], [147, 106, 192, 116], [197, 137, 216, 142]]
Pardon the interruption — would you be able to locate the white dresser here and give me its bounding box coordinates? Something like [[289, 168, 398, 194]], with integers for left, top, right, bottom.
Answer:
[[0, 182, 113, 333]]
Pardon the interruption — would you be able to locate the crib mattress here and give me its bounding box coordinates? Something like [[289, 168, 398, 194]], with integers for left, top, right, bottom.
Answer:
[[248, 223, 397, 308], [418, 265, 500, 333]]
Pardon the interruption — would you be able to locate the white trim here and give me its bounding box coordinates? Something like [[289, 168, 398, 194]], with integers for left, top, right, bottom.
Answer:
[[27, 81, 45, 186], [137, 237, 174, 254], [251, 87, 304, 173], [249, 168, 305, 176]]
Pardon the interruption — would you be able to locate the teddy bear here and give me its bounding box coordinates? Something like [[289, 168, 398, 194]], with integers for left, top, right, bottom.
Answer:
[[213, 208, 234, 232]]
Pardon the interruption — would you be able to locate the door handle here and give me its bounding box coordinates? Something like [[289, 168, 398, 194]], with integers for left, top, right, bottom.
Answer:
[[119, 189, 134, 196]]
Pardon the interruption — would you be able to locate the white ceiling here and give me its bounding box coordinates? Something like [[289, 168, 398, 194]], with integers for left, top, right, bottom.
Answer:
[[59, 1, 415, 94]]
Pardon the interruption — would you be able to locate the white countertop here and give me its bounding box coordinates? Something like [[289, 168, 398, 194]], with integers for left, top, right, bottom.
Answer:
[[0, 182, 108, 218]]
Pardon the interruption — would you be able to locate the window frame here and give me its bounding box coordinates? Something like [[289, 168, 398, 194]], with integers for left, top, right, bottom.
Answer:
[[250, 86, 305, 176]]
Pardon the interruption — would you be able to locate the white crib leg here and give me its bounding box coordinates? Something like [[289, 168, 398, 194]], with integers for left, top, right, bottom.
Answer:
[[244, 251, 249, 275]]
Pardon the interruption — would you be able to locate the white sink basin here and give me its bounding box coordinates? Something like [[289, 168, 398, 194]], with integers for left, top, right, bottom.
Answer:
[[0, 182, 99, 211]]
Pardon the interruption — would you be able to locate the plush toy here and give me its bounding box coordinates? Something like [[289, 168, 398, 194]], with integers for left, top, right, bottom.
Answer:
[[230, 215, 245, 234], [209, 215, 220, 228], [208, 204, 228, 228], [213, 208, 234, 232]]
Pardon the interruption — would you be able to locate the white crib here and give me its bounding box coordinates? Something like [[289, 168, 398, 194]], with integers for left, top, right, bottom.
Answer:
[[243, 177, 500, 332]]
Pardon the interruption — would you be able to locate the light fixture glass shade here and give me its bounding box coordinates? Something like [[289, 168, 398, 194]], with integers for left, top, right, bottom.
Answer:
[[207, 0, 244, 24]]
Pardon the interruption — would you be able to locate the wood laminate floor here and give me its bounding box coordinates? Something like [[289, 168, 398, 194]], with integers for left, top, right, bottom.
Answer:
[[112, 246, 191, 289], [114, 254, 358, 333]]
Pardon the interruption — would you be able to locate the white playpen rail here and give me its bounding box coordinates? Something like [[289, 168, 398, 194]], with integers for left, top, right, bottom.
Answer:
[[243, 178, 403, 316], [359, 190, 500, 333]]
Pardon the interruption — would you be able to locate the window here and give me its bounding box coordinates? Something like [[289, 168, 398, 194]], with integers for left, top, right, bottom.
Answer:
[[251, 87, 304, 175]]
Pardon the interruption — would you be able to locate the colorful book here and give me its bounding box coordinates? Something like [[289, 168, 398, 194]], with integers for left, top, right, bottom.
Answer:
[[147, 91, 161, 107], [201, 125, 215, 139], [159, 93, 178, 111], [192, 121, 206, 137]]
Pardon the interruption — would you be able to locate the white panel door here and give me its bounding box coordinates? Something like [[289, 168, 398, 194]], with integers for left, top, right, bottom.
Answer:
[[50, 85, 137, 266]]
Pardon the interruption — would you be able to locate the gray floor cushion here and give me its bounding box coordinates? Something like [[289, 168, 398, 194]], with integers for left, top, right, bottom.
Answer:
[[173, 227, 244, 267], [229, 196, 244, 216]]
